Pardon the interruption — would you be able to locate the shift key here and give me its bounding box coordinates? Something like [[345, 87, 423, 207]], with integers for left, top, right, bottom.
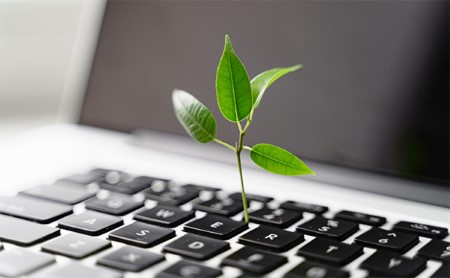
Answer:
[[0, 195, 72, 223]]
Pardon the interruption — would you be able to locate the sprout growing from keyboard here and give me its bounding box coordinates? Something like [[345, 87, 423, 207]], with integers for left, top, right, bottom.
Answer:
[[172, 35, 314, 223]]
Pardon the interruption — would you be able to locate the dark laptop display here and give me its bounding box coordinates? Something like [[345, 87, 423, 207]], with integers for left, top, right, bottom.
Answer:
[[81, 1, 449, 184], [80, 1, 448, 185]]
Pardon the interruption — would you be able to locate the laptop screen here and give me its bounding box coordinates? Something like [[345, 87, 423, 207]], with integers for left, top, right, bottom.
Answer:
[[80, 0, 448, 185]]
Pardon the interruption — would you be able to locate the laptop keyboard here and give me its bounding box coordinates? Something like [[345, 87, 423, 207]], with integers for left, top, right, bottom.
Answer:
[[0, 168, 448, 277]]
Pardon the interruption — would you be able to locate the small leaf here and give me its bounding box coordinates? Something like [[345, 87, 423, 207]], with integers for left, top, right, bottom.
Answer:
[[250, 143, 314, 176], [172, 89, 216, 143], [251, 65, 302, 108], [216, 35, 252, 122]]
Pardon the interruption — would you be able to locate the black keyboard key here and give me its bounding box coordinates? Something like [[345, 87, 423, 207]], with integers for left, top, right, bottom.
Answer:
[[0, 214, 60, 246], [284, 261, 350, 278], [194, 197, 243, 216], [297, 238, 363, 266], [134, 205, 195, 227], [98, 245, 165, 272], [334, 210, 386, 227], [60, 168, 108, 185], [20, 184, 95, 205], [355, 227, 419, 253], [108, 221, 175, 248], [58, 211, 123, 236], [239, 225, 304, 252], [157, 260, 222, 278], [98, 174, 154, 195], [393, 221, 448, 239], [249, 207, 302, 228], [0, 195, 72, 224], [184, 214, 248, 240], [228, 192, 274, 203], [41, 233, 111, 259], [296, 217, 359, 240], [280, 201, 328, 214], [85, 195, 144, 215], [182, 184, 221, 193], [222, 246, 287, 275], [431, 263, 449, 278], [360, 250, 426, 277], [163, 233, 229, 260], [417, 239, 450, 262], [144, 181, 198, 206], [0, 248, 55, 278]]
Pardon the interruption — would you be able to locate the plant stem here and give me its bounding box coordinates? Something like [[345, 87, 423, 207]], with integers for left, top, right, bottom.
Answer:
[[236, 149, 249, 223], [213, 138, 236, 151]]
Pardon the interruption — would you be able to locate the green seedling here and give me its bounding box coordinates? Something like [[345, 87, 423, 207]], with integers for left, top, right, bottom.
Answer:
[[172, 35, 314, 223]]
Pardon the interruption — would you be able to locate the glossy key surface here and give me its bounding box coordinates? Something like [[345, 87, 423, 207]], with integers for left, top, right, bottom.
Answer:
[[58, 211, 123, 236], [0, 195, 72, 223], [108, 221, 175, 248], [297, 237, 363, 266], [417, 239, 450, 262], [354, 227, 419, 253], [184, 214, 248, 240], [0, 214, 60, 246], [21, 184, 95, 205], [42, 233, 111, 258], [157, 260, 222, 278], [297, 217, 359, 240], [97, 174, 154, 195], [284, 261, 350, 278], [0, 248, 55, 278], [222, 246, 287, 275], [280, 200, 328, 214], [334, 210, 386, 226], [194, 197, 243, 216], [163, 233, 229, 260], [134, 205, 195, 227], [360, 250, 426, 277], [143, 181, 198, 206], [98, 245, 165, 272], [239, 225, 304, 252], [249, 207, 302, 228], [85, 195, 144, 215], [393, 221, 448, 239]]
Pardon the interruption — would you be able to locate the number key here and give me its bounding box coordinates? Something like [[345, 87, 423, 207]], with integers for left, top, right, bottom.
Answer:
[[296, 217, 359, 240], [354, 228, 419, 253], [393, 221, 448, 239], [249, 207, 302, 228]]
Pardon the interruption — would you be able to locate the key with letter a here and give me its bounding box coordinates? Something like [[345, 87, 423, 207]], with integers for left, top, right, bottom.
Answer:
[[58, 211, 123, 236]]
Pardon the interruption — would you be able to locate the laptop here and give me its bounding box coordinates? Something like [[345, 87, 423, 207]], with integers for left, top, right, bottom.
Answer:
[[0, 0, 448, 277]]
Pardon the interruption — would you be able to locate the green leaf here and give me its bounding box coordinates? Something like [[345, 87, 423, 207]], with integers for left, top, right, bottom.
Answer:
[[172, 89, 216, 143], [251, 64, 302, 108], [216, 35, 252, 122], [250, 143, 314, 176]]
